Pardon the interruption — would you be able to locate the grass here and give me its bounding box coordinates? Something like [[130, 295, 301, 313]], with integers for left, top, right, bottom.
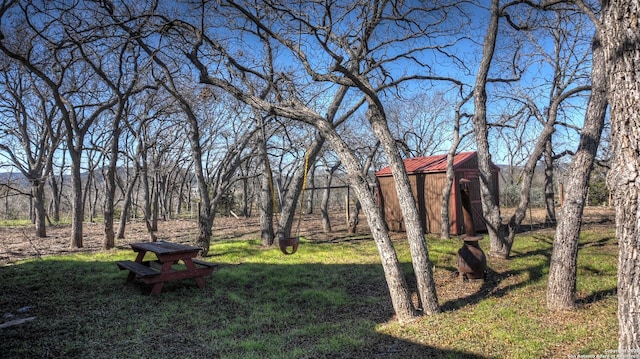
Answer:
[[0, 229, 617, 358]]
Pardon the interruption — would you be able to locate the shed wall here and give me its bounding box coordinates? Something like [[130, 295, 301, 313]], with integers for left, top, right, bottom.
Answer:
[[377, 173, 461, 234], [377, 171, 498, 235], [375, 152, 499, 236]]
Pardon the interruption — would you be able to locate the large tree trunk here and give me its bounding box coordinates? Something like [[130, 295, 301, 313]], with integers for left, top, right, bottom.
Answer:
[[321, 164, 340, 233], [367, 105, 440, 315], [314, 119, 417, 323], [140, 153, 157, 242], [440, 147, 458, 239], [259, 171, 275, 246], [117, 171, 138, 239], [473, 0, 504, 257], [48, 155, 65, 223], [320, 175, 333, 233], [546, 31, 607, 311], [347, 199, 361, 234], [104, 162, 116, 249], [48, 174, 61, 223], [191, 130, 214, 255], [601, 0, 640, 349]]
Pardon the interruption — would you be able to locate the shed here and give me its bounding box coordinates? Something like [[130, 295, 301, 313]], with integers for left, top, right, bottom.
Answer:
[[375, 151, 500, 235]]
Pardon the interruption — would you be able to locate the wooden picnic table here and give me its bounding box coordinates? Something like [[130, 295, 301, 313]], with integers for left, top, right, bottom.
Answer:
[[116, 241, 216, 294]]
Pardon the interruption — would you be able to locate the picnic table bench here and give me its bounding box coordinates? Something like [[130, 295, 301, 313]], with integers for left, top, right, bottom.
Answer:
[[116, 241, 217, 294]]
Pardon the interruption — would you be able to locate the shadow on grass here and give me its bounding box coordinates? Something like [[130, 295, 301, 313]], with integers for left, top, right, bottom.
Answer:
[[0, 258, 487, 359], [576, 288, 617, 305], [440, 252, 551, 312]]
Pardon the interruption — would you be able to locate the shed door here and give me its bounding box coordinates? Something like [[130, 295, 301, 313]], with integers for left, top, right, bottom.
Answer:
[[461, 171, 487, 232]]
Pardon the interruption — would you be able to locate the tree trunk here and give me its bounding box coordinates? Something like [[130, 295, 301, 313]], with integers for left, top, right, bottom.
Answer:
[[140, 154, 157, 242], [258, 124, 275, 246], [32, 179, 46, 238], [241, 175, 249, 217], [348, 199, 361, 234], [103, 163, 116, 249], [440, 93, 469, 239], [314, 119, 417, 323], [321, 165, 339, 233], [320, 178, 332, 233], [276, 136, 324, 240], [305, 165, 315, 215], [103, 118, 121, 249], [151, 173, 159, 230], [117, 171, 138, 239], [543, 140, 557, 227], [440, 147, 459, 239], [69, 150, 84, 248], [473, 0, 504, 257], [48, 174, 61, 223], [601, 0, 640, 349], [367, 105, 440, 315], [547, 31, 607, 311]]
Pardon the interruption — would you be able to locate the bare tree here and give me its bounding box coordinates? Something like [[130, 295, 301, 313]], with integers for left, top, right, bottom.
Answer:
[[0, 62, 62, 237], [177, 0, 464, 320], [547, 29, 607, 311], [0, 1, 120, 247], [598, 0, 640, 349], [389, 92, 455, 158], [319, 157, 341, 233], [473, 0, 591, 258], [440, 92, 473, 239]]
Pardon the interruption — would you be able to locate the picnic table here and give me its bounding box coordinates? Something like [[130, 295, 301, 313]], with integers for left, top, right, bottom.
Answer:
[[116, 241, 216, 294]]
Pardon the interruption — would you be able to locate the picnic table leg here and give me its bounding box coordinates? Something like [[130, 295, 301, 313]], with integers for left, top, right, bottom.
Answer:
[[150, 282, 165, 294], [150, 261, 174, 294], [126, 250, 148, 282], [184, 259, 207, 289]]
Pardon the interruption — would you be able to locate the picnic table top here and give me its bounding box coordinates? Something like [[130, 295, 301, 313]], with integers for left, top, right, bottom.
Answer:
[[129, 241, 202, 255]]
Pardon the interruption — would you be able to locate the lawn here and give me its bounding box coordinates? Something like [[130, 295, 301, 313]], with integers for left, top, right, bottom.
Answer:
[[0, 226, 617, 358]]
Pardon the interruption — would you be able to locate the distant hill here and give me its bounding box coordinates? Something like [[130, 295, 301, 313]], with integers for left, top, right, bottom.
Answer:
[[0, 172, 30, 187]]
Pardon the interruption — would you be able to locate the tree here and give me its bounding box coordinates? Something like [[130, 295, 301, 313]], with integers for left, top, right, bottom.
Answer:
[[473, 0, 592, 258], [547, 29, 607, 311], [177, 0, 422, 320], [318, 157, 341, 233], [440, 92, 473, 239], [0, 62, 62, 237], [0, 1, 120, 247], [472, 0, 504, 257], [599, 0, 640, 349], [172, 1, 472, 318]]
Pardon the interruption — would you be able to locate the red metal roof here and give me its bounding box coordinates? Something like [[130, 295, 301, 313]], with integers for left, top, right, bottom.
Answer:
[[375, 151, 478, 176]]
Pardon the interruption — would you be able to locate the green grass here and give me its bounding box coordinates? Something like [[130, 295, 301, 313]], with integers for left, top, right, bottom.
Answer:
[[0, 229, 617, 358], [0, 219, 33, 227]]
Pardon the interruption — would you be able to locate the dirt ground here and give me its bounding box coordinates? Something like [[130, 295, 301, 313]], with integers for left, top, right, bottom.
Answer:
[[0, 206, 615, 265]]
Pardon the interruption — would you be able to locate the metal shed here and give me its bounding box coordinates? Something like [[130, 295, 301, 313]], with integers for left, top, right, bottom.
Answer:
[[375, 151, 500, 235]]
